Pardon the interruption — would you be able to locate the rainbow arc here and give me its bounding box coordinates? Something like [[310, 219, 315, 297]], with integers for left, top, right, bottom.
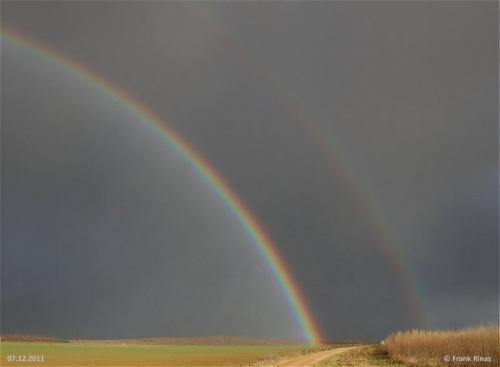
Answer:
[[1, 27, 323, 344]]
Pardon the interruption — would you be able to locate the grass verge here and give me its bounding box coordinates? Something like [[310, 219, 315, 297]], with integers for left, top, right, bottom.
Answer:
[[318, 345, 406, 367]]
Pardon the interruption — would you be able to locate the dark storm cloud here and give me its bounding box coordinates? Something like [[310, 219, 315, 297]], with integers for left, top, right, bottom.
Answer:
[[1, 1, 498, 341], [420, 169, 498, 326]]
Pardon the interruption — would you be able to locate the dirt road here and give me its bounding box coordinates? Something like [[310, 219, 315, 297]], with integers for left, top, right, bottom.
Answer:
[[273, 346, 359, 367]]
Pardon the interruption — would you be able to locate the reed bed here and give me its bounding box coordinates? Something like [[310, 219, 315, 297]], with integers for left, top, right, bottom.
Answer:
[[384, 325, 499, 366]]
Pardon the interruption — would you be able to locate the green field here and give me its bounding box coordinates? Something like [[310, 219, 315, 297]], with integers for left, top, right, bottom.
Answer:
[[0, 342, 315, 366]]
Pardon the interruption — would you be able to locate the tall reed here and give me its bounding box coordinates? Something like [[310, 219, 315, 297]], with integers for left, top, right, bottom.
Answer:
[[384, 325, 499, 366]]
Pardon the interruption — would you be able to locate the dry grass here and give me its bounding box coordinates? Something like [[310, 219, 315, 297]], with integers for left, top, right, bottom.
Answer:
[[384, 325, 499, 367]]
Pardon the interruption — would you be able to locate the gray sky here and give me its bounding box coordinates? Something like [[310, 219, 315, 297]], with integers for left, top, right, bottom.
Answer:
[[1, 1, 498, 341]]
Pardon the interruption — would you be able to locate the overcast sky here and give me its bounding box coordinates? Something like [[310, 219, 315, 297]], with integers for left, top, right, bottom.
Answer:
[[1, 1, 498, 341]]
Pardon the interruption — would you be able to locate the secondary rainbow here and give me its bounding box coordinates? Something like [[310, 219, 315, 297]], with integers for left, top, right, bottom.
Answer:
[[1, 27, 322, 344], [173, 8, 431, 327]]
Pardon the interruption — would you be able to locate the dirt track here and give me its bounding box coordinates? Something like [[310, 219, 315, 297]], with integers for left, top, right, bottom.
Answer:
[[273, 346, 359, 366]]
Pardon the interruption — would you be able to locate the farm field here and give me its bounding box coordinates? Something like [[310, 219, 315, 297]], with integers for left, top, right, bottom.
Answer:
[[2, 326, 498, 366], [0, 341, 318, 366]]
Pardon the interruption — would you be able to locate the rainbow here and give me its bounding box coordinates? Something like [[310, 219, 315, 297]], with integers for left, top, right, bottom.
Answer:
[[0, 28, 323, 344], [173, 6, 430, 327], [290, 112, 431, 328]]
